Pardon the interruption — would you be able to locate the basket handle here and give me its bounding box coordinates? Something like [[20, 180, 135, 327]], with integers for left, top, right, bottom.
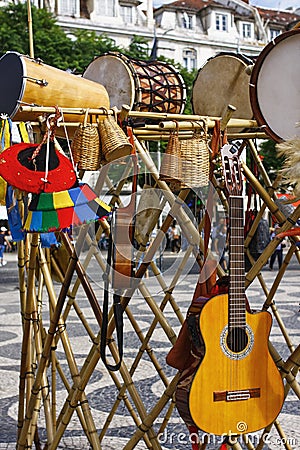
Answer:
[[83, 108, 90, 127]]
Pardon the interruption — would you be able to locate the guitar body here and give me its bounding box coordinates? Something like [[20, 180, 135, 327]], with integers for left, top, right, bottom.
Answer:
[[189, 293, 284, 436], [112, 208, 134, 290], [112, 154, 137, 291]]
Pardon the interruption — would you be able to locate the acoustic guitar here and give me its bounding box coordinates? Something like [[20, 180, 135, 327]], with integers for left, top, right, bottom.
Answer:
[[189, 144, 284, 436], [111, 152, 138, 290]]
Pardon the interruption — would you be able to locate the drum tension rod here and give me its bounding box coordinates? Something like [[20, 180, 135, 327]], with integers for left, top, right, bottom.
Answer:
[[24, 76, 48, 87]]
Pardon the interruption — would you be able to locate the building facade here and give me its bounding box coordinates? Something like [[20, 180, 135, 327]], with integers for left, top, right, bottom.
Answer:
[[1, 0, 299, 69]]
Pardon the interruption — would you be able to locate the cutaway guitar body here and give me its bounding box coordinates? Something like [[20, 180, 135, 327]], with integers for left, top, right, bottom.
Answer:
[[189, 293, 284, 435], [189, 144, 284, 436]]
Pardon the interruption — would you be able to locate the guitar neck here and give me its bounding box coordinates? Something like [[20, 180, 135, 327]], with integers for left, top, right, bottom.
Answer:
[[229, 195, 246, 329]]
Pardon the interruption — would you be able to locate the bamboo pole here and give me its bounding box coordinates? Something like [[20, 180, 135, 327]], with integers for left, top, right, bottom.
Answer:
[[38, 247, 100, 448], [27, 0, 34, 58], [51, 236, 161, 449], [17, 229, 87, 449], [122, 373, 181, 450], [17, 233, 39, 441], [18, 105, 259, 129]]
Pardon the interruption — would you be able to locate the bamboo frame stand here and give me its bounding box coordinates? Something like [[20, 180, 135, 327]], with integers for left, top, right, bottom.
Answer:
[[12, 107, 300, 450]]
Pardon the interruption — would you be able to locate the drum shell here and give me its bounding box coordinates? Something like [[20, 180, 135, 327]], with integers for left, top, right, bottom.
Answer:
[[192, 52, 253, 128], [249, 29, 300, 142], [0, 52, 110, 124], [83, 52, 186, 115]]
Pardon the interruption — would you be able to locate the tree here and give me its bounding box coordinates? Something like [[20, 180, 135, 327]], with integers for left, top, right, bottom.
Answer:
[[0, 3, 74, 68], [127, 35, 149, 60], [0, 3, 119, 71], [259, 139, 284, 183], [177, 66, 198, 115], [68, 30, 120, 73]]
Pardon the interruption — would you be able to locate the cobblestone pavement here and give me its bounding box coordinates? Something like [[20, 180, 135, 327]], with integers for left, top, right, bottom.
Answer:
[[0, 251, 299, 449]]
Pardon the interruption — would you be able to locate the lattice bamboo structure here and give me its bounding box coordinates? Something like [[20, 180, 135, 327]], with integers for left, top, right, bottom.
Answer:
[[10, 106, 300, 450]]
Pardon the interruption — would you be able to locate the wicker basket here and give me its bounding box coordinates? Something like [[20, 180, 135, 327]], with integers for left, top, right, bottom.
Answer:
[[98, 110, 132, 163], [180, 125, 210, 188], [159, 127, 183, 191], [71, 109, 101, 171]]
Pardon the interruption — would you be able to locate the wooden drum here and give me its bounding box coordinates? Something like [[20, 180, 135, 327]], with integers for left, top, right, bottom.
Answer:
[[83, 52, 186, 114], [250, 29, 300, 142], [192, 52, 253, 121], [0, 52, 110, 123]]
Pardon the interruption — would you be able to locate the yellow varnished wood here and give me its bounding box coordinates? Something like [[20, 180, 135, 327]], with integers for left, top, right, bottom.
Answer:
[[11, 54, 110, 123], [189, 293, 284, 436]]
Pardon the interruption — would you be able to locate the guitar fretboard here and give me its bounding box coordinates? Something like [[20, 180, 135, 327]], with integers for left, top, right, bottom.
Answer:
[[229, 196, 246, 329]]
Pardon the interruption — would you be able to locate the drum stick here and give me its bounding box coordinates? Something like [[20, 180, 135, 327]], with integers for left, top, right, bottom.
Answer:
[[134, 133, 194, 141], [158, 117, 257, 130], [27, 0, 34, 58], [227, 132, 268, 139], [220, 104, 236, 131], [158, 120, 209, 130]]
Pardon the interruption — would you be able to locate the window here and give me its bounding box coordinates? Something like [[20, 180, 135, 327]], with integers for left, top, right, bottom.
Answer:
[[96, 0, 115, 16], [183, 48, 197, 71], [216, 14, 228, 32], [120, 6, 133, 23], [182, 12, 194, 30], [57, 0, 80, 16], [270, 29, 280, 40], [242, 23, 252, 39]]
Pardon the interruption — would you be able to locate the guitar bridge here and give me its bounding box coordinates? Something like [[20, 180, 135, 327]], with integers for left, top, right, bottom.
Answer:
[[214, 388, 260, 402]]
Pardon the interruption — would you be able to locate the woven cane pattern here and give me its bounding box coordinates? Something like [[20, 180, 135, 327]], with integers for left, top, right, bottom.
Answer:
[[159, 129, 183, 191], [98, 111, 132, 163], [180, 127, 210, 188], [71, 110, 101, 171]]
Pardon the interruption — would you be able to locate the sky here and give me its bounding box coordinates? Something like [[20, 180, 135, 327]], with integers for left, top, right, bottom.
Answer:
[[153, 0, 300, 9]]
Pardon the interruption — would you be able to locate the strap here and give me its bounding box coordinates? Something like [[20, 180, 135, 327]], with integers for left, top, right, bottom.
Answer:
[[18, 122, 31, 143], [188, 426, 200, 450], [100, 212, 124, 372], [0, 117, 12, 151]]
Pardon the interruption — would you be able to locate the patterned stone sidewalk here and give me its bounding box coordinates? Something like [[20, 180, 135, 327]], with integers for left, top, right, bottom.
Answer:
[[0, 253, 299, 449]]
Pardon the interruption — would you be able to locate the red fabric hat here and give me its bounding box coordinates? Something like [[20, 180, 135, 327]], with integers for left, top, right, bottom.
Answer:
[[0, 141, 76, 194]]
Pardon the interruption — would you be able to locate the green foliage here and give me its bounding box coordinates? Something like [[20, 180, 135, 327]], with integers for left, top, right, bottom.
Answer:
[[68, 30, 120, 73], [0, 3, 73, 68], [179, 67, 198, 115], [259, 139, 284, 182], [0, 3, 120, 71], [127, 35, 149, 60]]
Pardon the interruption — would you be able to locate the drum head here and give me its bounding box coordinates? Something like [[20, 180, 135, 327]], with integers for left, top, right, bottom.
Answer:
[[0, 52, 25, 118], [83, 54, 136, 109], [192, 53, 253, 120], [250, 30, 300, 142]]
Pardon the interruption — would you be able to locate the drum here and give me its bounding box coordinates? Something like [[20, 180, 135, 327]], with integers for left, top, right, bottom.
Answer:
[[250, 29, 300, 142], [192, 53, 253, 122], [83, 52, 186, 114], [0, 52, 110, 123]]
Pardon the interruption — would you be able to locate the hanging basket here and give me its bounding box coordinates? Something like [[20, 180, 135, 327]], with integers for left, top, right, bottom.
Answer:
[[159, 125, 183, 191], [180, 123, 210, 188], [98, 109, 132, 163], [71, 109, 101, 171]]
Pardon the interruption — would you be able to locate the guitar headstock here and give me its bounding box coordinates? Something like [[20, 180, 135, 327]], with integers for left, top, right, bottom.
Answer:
[[221, 144, 243, 197]]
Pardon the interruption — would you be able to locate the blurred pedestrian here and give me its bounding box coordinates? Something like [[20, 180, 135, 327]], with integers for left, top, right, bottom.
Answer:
[[170, 220, 181, 253], [269, 225, 285, 271], [0, 227, 11, 266]]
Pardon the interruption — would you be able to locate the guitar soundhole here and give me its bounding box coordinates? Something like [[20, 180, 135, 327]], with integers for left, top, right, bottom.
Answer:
[[227, 327, 248, 353]]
